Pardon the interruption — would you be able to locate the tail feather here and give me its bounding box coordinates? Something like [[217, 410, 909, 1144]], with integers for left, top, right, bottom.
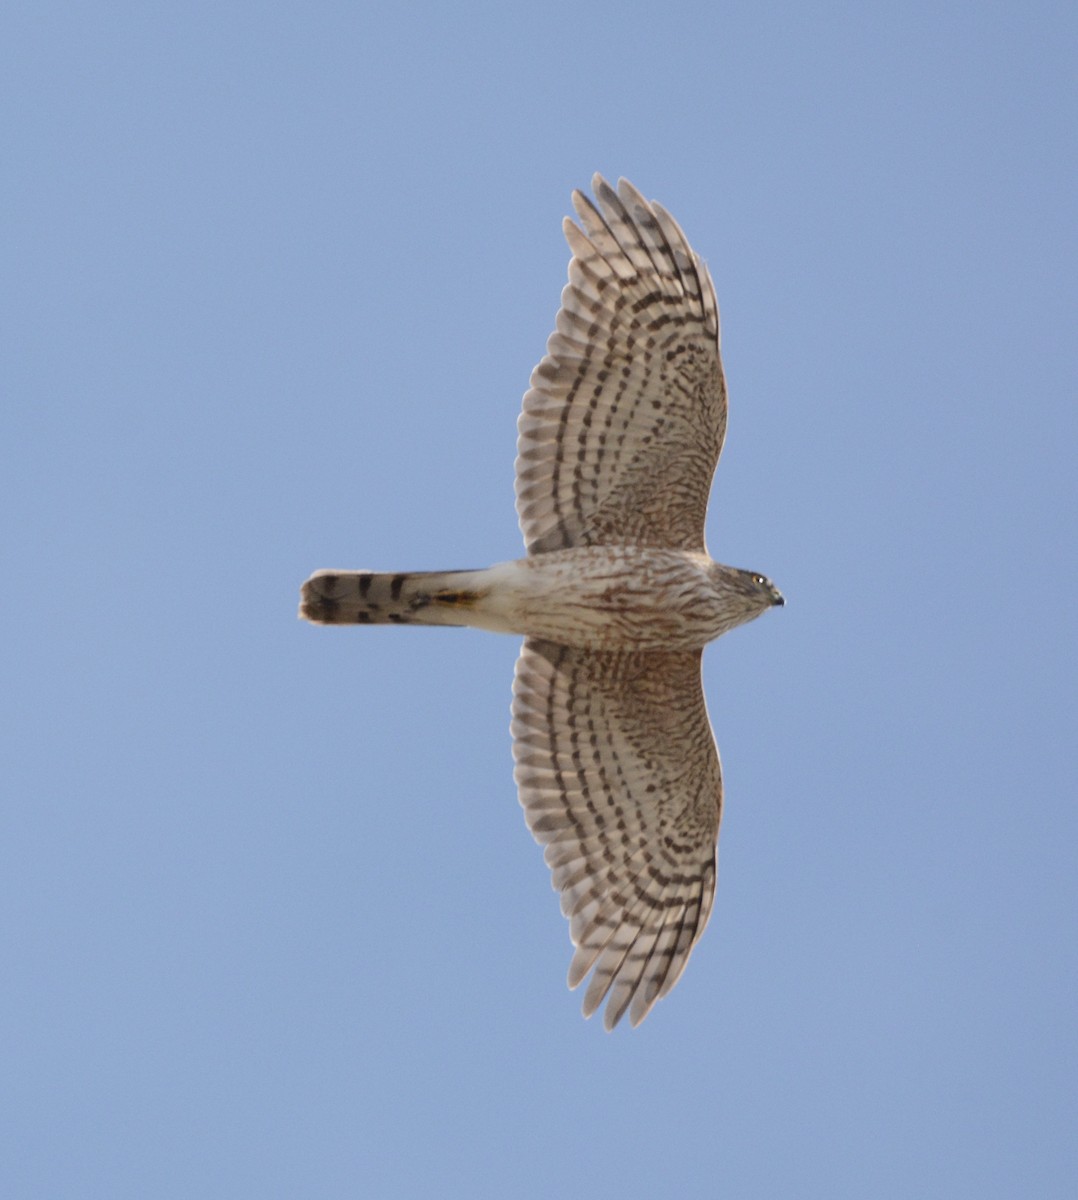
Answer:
[[299, 569, 483, 627]]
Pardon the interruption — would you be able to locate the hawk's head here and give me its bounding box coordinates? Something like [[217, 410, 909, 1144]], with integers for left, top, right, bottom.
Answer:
[[707, 564, 784, 635]]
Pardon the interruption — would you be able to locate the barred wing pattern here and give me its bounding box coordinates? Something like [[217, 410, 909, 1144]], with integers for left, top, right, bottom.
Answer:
[[512, 639, 722, 1028], [515, 175, 726, 556]]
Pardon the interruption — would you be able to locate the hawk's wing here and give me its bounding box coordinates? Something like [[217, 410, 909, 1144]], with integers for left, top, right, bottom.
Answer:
[[515, 175, 726, 556], [512, 638, 722, 1028]]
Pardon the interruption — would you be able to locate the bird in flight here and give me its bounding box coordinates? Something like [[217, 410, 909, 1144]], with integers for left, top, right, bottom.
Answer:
[[300, 175, 783, 1028]]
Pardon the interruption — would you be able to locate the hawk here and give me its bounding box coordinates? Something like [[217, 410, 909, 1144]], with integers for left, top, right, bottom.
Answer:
[[300, 176, 783, 1028]]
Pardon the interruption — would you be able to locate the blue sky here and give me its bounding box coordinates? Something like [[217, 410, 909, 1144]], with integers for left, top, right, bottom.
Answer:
[[4, 2, 1076, 1196]]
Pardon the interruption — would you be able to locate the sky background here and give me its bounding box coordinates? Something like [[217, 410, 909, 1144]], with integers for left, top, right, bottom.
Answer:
[[4, 2, 1077, 1196]]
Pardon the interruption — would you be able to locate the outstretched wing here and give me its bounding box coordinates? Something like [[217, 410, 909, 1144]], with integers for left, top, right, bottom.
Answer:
[[511, 638, 723, 1029], [515, 175, 726, 556]]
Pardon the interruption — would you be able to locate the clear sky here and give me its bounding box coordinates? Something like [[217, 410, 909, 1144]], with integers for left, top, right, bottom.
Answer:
[[4, 2, 1076, 1197]]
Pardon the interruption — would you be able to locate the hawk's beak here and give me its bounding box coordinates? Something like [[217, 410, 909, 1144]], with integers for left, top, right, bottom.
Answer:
[[771, 589, 785, 607]]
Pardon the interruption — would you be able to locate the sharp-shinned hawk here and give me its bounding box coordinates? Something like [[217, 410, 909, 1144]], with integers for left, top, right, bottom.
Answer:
[[301, 176, 783, 1028]]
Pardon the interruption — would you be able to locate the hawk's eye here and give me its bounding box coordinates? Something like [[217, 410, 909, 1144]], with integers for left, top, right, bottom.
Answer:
[[752, 574, 766, 586]]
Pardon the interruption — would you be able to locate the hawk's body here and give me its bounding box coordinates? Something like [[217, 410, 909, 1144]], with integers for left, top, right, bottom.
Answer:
[[300, 176, 782, 1029], [302, 547, 775, 652]]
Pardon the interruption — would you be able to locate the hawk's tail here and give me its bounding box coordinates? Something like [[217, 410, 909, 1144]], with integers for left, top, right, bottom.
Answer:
[[299, 568, 485, 627]]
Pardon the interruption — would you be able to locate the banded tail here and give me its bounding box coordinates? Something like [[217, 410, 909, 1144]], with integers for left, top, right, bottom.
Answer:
[[299, 569, 484, 627]]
